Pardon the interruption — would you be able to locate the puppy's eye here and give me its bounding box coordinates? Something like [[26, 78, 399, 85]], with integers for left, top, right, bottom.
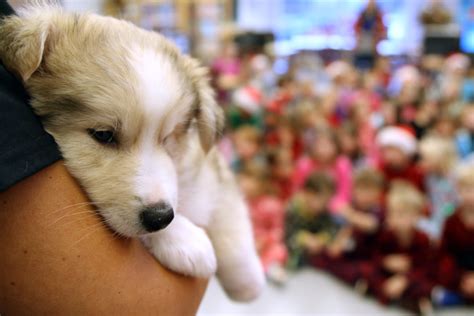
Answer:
[[87, 129, 117, 145]]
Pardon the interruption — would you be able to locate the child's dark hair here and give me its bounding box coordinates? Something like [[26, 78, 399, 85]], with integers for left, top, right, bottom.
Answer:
[[238, 163, 277, 195], [277, 74, 293, 88], [303, 172, 335, 195], [339, 121, 357, 137], [354, 168, 385, 189]]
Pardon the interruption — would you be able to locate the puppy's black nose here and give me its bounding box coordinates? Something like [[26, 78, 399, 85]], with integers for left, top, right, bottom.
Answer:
[[139, 202, 174, 232]]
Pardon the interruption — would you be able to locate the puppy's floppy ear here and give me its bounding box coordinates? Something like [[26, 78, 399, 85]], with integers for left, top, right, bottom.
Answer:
[[185, 57, 225, 153], [0, 12, 51, 81]]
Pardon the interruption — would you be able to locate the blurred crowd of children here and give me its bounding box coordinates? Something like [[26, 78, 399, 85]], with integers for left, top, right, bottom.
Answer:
[[211, 44, 474, 314]]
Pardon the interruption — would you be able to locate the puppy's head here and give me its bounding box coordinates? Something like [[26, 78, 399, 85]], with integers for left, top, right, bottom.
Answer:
[[0, 7, 224, 236]]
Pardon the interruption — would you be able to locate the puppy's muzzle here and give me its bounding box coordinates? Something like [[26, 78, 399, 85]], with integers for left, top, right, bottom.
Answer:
[[139, 201, 174, 232]]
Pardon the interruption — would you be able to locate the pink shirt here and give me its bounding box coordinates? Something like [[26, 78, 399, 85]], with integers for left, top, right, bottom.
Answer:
[[249, 196, 285, 248], [292, 156, 353, 213]]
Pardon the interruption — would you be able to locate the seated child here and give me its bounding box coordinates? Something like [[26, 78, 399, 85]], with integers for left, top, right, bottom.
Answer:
[[315, 169, 385, 286], [418, 135, 458, 240], [436, 164, 474, 305], [231, 125, 265, 172], [376, 126, 425, 191], [336, 122, 367, 169], [267, 148, 294, 201], [266, 75, 296, 114], [292, 128, 353, 213], [366, 181, 435, 313], [237, 166, 288, 284], [285, 172, 340, 269]]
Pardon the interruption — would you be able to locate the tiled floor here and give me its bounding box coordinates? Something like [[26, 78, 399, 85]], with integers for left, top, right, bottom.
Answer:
[[198, 268, 473, 316]]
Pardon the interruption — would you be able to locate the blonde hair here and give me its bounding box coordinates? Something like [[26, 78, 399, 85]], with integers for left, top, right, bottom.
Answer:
[[419, 135, 458, 173], [354, 168, 385, 189], [456, 163, 474, 187], [387, 180, 425, 214], [234, 126, 261, 144]]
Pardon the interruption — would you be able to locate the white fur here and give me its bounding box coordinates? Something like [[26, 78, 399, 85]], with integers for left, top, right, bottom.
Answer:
[[129, 47, 182, 209], [145, 132, 265, 299], [0, 8, 265, 302], [127, 45, 264, 300], [142, 214, 217, 278], [134, 144, 178, 209], [128, 46, 181, 126]]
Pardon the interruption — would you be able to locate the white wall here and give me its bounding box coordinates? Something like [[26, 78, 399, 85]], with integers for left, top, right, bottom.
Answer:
[[237, 0, 284, 32], [62, 0, 104, 13], [8, 0, 104, 13]]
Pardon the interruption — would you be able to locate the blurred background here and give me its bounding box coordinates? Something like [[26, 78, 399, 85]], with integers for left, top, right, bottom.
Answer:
[[8, 0, 474, 315]]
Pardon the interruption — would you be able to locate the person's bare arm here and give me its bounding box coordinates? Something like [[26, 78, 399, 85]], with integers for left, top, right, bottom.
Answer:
[[340, 206, 379, 233], [0, 161, 207, 315]]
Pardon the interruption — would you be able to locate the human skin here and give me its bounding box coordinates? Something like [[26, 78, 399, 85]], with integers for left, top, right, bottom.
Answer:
[[0, 161, 208, 315]]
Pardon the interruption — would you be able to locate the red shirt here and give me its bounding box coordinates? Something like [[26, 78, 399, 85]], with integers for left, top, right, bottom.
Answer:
[[438, 210, 474, 290], [379, 162, 425, 192], [374, 229, 432, 268]]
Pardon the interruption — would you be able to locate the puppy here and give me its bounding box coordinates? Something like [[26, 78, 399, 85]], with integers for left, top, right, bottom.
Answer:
[[0, 5, 264, 301]]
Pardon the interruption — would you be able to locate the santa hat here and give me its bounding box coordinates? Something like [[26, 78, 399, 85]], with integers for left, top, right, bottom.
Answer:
[[232, 85, 262, 114], [376, 126, 417, 156]]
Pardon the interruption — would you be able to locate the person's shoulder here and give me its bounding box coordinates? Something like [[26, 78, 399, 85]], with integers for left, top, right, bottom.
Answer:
[[0, 60, 27, 101], [0, 1, 15, 16], [0, 64, 61, 191]]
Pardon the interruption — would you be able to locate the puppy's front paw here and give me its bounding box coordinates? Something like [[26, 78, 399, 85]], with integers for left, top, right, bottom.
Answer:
[[219, 258, 266, 302], [142, 215, 217, 278]]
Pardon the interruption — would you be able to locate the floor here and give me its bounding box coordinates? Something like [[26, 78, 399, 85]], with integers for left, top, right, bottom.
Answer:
[[198, 268, 474, 316]]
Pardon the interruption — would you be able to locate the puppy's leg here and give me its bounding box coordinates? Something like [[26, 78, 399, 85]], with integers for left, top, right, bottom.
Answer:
[[208, 195, 265, 302], [141, 214, 217, 278]]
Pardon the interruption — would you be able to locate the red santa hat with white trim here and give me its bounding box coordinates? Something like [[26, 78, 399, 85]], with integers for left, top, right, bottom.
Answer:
[[232, 85, 262, 114], [376, 126, 417, 156]]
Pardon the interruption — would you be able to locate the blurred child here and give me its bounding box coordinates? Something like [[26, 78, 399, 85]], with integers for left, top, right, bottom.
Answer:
[[337, 122, 365, 168], [314, 169, 385, 286], [388, 65, 422, 125], [267, 148, 294, 201], [264, 117, 303, 161], [412, 100, 440, 139], [290, 101, 327, 146], [349, 96, 379, 167], [433, 112, 457, 138], [292, 128, 353, 213], [376, 126, 425, 191], [418, 136, 458, 240], [340, 168, 385, 253], [238, 166, 288, 284], [436, 164, 474, 305], [228, 83, 264, 129], [231, 125, 264, 172], [367, 181, 435, 313], [455, 105, 474, 160], [266, 75, 296, 114], [285, 172, 340, 269], [211, 40, 241, 105]]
